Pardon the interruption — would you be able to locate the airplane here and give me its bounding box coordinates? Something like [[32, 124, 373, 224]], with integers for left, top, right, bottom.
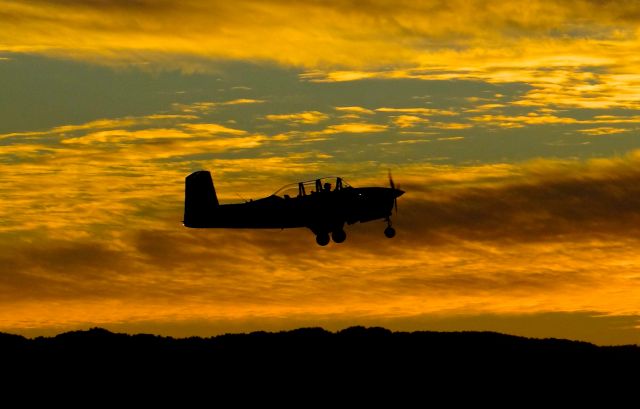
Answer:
[[183, 170, 405, 245]]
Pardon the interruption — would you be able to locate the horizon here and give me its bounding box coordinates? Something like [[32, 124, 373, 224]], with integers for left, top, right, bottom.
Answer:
[[1, 0, 639, 345], [4, 323, 638, 348]]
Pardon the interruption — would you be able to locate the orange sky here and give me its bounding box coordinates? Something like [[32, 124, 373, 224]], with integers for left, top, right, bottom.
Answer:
[[1, 0, 639, 344]]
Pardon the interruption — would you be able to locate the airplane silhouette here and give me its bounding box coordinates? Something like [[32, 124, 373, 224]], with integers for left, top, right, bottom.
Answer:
[[183, 170, 405, 245]]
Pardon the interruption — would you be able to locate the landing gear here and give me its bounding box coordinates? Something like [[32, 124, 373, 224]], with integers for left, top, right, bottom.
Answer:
[[384, 217, 396, 238], [384, 226, 396, 238], [332, 229, 346, 243], [315, 232, 330, 246]]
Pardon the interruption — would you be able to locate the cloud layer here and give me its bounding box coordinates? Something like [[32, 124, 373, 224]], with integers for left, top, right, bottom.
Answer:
[[4, 0, 640, 122], [2, 108, 640, 339], [3, 0, 640, 67], [2, 1, 640, 342]]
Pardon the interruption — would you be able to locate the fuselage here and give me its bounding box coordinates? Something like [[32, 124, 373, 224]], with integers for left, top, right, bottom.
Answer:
[[183, 170, 404, 245], [185, 186, 400, 232]]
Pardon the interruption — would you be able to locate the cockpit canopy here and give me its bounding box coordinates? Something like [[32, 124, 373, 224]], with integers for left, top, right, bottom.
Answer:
[[273, 177, 351, 198]]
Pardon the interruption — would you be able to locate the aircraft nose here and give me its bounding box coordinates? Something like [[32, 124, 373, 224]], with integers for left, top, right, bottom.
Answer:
[[394, 188, 404, 198]]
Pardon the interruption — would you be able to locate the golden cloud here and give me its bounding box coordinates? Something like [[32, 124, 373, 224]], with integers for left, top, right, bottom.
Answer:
[[436, 136, 465, 141], [171, 99, 264, 114], [430, 123, 472, 130], [334, 106, 376, 115], [3, 1, 640, 112], [0, 1, 636, 69], [470, 112, 640, 129], [464, 103, 507, 112], [264, 111, 329, 124], [391, 115, 430, 128], [470, 113, 579, 128], [314, 122, 389, 134], [0, 114, 198, 140], [376, 107, 458, 116], [60, 128, 194, 144], [179, 123, 248, 135], [396, 138, 431, 144], [577, 127, 631, 136]]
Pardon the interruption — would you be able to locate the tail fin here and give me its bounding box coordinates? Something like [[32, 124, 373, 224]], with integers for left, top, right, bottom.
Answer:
[[184, 170, 219, 227]]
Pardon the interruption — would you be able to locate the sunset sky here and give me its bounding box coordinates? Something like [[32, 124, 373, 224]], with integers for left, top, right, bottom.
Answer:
[[1, 0, 640, 344]]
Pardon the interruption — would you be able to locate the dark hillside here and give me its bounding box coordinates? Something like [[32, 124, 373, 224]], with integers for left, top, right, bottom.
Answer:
[[2, 326, 638, 397]]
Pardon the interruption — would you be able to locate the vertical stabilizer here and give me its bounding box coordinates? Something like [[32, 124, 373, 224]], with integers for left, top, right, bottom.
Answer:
[[184, 170, 219, 227]]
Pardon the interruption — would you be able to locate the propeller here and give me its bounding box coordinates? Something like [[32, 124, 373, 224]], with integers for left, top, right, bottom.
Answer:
[[388, 170, 399, 215]]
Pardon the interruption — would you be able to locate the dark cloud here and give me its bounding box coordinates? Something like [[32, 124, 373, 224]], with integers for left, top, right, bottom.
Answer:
[[393, 160, 640, 245], [25, 0, 179, 11], [0, 239, 135, 301]]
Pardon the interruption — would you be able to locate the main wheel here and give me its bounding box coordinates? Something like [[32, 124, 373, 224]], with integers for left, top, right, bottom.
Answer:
[[332, 229, 347, 243], [384, 226, 396, 238], [316, 232, 330, 246]]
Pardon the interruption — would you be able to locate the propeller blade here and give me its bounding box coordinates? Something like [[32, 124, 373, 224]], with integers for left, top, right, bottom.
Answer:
[[389, 170, 399, 215]]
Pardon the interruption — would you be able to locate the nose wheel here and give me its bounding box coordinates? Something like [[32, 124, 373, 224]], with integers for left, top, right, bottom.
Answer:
[[384, 226, 396, 238], [384, 218, 396, 238]]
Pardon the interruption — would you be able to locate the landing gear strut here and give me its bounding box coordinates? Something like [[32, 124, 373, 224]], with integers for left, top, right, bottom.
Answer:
[[384, 218, 396, 238]]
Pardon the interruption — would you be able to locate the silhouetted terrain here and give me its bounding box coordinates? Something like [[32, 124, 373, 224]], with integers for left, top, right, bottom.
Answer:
[[2, 326, 638, 398]]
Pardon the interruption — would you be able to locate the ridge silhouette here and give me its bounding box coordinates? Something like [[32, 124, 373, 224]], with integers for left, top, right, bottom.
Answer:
[[2, 326, 638, 398], [3, 326, 638, 364]]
